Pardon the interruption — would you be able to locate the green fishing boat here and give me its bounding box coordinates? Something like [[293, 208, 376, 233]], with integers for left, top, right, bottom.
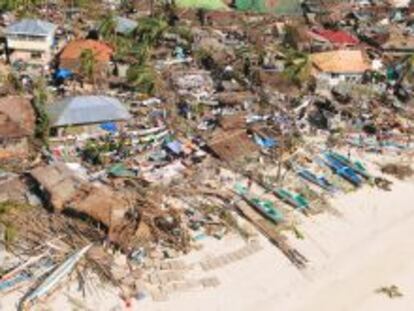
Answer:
[[234, 184, 283, 223], [273, 188, 309, 210]]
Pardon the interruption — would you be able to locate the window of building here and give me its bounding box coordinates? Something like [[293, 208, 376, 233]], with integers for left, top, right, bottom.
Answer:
[[31, 52, 42, 59]]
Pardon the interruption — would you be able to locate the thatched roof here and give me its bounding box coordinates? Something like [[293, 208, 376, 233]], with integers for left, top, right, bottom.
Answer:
[[208, 129, 257, 161]]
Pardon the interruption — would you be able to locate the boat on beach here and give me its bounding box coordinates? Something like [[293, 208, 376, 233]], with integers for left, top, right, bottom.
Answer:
[[273, 188, 309, 210], [321, 155, 362, 187], [297, 168, 336, 192], [234, 184, 283, 223], [20, 244, 92, 309], [325, 151, 371, 179]]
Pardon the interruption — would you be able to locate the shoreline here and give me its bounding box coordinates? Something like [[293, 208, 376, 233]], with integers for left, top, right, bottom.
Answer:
[[2, 176, 414, 311], [141, 179, 414, 311]]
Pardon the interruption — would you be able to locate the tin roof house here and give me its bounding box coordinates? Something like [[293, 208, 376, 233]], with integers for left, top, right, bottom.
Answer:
[[47, 95, 131, 136], [5, 19, 57, 65]]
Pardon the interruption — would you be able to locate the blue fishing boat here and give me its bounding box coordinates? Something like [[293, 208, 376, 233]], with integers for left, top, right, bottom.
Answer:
[[297, 168, 335, 192], [322, 154, 362, 186], [325, 151, 370, 179]]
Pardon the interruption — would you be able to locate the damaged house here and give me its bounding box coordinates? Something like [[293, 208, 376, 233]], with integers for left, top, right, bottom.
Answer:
[[29, 163, 134, 244], [0, 96, 35, 162]]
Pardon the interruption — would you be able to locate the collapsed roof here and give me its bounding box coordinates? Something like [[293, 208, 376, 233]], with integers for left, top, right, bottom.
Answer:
[[0, 96, 35, 134], [29, 163, 132, 242]]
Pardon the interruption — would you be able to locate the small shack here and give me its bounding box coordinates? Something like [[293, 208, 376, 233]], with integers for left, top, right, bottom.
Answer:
[[29, 163, 132, 244]]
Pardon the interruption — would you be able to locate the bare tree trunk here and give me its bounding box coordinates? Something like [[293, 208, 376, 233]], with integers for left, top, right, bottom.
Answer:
[[149, 0, 154, 16]]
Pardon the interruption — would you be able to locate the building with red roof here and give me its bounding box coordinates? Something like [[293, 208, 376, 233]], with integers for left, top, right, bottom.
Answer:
[[58, 39, 114, 81], [309, 28, 360, 47]]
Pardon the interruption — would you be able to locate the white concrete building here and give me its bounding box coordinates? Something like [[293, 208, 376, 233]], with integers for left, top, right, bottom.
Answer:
[[5, 19, 57, 65]]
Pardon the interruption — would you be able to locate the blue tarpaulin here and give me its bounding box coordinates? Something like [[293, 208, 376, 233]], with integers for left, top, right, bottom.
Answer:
[[254, 134, 278, 149], [100, 122, 118, 133], [54, 68, 73, 80], [165, 140, 182, 154]]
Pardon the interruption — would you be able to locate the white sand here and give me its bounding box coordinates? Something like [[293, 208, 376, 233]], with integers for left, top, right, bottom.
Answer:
[[3, 176, 414, 311], [138, 179, 414, 311]]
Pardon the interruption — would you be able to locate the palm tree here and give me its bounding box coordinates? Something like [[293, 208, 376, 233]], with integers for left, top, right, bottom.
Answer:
[[149, 0, 155, 17], [79, 49, 97, 85], [283, 49, 311, 86], [134, 16, 168, 47], [126, 64, 158, 95], [99, 13, 117, 42], [32, 77, 50, 144]]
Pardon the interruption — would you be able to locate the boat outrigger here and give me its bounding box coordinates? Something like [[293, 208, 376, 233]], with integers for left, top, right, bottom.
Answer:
[[324, 151, 371, 179], [234, 184, 283, 223], [297, 168, 336, 192], [321, 154, 362, 187], [20, 244, 92, 309], [273, 188, 309, 210]]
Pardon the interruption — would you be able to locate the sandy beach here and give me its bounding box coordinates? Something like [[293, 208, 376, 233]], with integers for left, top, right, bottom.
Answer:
[[135, 178, 414, 311], [2, 169, 414, 311]]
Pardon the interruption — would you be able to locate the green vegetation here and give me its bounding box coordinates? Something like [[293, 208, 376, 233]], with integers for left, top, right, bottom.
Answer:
[[99, 13, 117, 42], [32, 78, 50, 145], [283, 49, 311, 86], [175, 0, 227, 11], [79, 49, 97, 84], [135, 17, 168, 47], [0, 0, 41, 11], [0, 202, 32, 250], [124, 16, 170, 94], [126, 64, 158, 95]]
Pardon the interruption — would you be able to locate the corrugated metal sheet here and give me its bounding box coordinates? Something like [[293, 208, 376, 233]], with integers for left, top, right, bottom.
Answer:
[[48, 96, 131, 127], [115, 17, 137, 35], [6, 19, 56, 36]]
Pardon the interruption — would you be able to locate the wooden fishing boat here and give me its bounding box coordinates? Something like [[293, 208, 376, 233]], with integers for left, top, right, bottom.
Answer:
[[325, 151, 370, 179], [234, 184, 283, 223], [273, 188, 309, 210], [322, 154, 362, 187], [297, 168, 335, 192], [21, 244, 92, 308]]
